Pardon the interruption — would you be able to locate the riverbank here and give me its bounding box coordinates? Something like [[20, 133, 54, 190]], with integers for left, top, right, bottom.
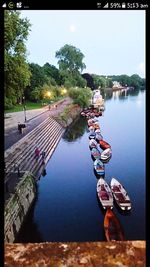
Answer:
[[4, 101, 82, 243]]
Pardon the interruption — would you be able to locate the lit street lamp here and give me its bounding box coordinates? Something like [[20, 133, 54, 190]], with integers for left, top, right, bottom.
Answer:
[[22, 96, 27, 122]]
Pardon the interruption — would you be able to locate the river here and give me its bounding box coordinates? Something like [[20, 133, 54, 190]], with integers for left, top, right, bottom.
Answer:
[[16, 88, 145, 242]]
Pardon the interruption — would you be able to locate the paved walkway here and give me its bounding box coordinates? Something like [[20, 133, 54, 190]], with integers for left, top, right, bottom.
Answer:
[[4, 97, 72, 150]]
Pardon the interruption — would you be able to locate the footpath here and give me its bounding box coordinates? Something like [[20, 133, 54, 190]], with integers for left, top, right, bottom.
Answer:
[[4, 97, 72, 200]]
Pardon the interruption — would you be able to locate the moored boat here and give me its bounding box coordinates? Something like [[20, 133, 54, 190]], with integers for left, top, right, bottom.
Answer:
[[91, 147, 101, 160], [99, 140, 111, 150], [100, 148, 112, 161], [89, 132, 96, 139], [94, 159, 105, 176], [95, 129, 101, 133], [96, 133, 103, 141], [88, 126, 94, 132], [104, 208, 125, 241], [94, 123, 100, 130], [110, 178, 131, 211], [89, 139, 97, 149], [97, 178, 113, 209]]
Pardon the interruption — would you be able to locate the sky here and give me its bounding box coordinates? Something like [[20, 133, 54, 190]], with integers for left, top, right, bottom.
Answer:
[[20, 10, 145, 78]]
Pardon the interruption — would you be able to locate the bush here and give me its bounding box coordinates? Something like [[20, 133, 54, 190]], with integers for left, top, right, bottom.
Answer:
[[5, 97, 14, 110], [68, 87, 92, 108]]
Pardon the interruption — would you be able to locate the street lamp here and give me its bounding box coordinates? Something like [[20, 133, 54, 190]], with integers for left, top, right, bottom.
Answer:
[[22, 96, 27, 122], [47, 91, 51, 98], [61, 88, 67, 95]]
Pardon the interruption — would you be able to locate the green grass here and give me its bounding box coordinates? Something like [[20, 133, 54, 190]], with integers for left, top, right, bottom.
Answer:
[[5, 97, 65, 113], [5, 102, 44, 113]]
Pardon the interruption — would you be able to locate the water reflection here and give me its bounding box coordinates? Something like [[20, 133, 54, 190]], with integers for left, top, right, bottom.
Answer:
[[101, 87, 144, 101], [15, 195, 43, 243], [62, 116, 87, 142]]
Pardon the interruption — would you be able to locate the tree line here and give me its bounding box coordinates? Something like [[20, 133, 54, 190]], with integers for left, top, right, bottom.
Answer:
[[4, 11, 145, 110]]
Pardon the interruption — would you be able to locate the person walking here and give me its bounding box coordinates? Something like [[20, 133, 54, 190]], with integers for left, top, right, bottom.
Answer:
[[35, 147, 40, 160], [41, 151, 46, 164]]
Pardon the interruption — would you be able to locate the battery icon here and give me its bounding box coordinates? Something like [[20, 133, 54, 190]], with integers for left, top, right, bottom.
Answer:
[[122, 2, 126, 8]]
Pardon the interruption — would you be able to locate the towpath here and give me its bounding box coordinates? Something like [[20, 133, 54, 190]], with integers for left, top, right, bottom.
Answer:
[[4, 97, 73, 201], [5, 97, 72, 150]]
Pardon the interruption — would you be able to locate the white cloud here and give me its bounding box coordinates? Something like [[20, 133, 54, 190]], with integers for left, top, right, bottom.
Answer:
[[69, 24, 76, 33]]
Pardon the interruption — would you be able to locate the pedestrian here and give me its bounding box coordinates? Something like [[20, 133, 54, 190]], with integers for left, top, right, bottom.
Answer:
[[35, 147, 40, 160], [41, 151, 46, 164], [48, 104, 51, 111]]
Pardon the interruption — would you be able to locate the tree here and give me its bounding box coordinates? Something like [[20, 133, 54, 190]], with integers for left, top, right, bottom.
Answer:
[[43, 63, 61, 85], [25, 63, 48, 100], [55, 44, 86, 87], [56, 44, 86, 73], [4, 11, 31, 107]]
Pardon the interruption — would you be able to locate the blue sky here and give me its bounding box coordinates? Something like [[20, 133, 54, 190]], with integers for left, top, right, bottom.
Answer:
[[20, 10, 145, 78]]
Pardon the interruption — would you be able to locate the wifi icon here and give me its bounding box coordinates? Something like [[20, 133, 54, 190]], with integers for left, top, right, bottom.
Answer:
[[2, 3, 6, 7]]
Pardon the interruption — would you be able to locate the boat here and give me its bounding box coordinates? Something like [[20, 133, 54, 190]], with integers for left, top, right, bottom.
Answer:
[[89, 139, 97, 149], [110, 178, 131, 211], [94, 123, 100, 130], [96, 133, 103, 141], [94, 159, 105, 176], [95, 129, 101, 133], [100, 148, 112, 161], [97, 178, 113, 209], [89, 132, 96, 139], [99, 140, 111, 150], [100, 106, 105, 111], [88, 126, 94, 132], [104, 208, 124, 241], [91, 147, 101, 160]]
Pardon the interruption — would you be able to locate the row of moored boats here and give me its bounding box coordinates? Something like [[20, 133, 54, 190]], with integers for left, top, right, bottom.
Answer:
[[81, 107, 132, 241]]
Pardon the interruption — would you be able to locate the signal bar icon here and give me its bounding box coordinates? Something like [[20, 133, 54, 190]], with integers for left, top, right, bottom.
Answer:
[[103, 3, 109, 8]]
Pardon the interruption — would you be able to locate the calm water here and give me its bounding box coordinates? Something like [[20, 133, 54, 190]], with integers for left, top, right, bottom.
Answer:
[[16, 88, 145, 242]]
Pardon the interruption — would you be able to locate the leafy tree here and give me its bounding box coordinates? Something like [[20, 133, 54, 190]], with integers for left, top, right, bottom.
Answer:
[[56, 44, 86, 87], [4, 11, 31, 107], [43, 63, 61, 85], [68, 87, 92, 108], [56, 44, 86, 73], [25, 63, 48, 100], [92, 74, 107, 88]]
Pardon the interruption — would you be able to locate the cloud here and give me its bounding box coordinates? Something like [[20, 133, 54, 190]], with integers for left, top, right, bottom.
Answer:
[[69, 24, 76, 33], [137, 62, 145, 77]]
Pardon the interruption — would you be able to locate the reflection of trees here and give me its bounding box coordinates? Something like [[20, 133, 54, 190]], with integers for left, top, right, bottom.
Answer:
[[101, 88, 113, 101], [63, 116, 87, 142], [127, 87, 140, 96]]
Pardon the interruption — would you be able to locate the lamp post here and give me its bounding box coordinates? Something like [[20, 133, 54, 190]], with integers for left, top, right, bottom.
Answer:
[[22, 96, 27, 122]]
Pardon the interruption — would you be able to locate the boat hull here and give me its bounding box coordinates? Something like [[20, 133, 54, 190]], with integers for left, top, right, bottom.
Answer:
[[110, 178, 131, 211], [97, 178, 113, 209], [99, 140, 111, 150]]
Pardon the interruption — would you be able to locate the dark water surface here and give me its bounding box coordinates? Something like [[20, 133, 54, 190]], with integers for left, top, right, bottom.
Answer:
[[16, 89, 145, 242]]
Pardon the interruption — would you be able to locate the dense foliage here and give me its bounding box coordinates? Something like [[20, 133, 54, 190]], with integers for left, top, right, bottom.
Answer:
[[92, 74, 145, 90], [4, 11, 145, 111], [55, 44, 87, 88], [68, 87, 92, 108], [4, 11, 31, 108]]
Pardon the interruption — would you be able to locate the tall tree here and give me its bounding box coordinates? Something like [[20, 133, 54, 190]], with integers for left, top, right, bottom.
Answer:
[[4, 11, 31, 107], [43, 63, 61, 85], [55, 44, 86, 87]]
